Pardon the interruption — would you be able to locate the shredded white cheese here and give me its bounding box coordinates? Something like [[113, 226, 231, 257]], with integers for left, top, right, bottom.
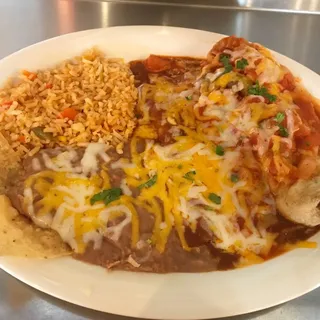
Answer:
[[81, 143, 110, 175]]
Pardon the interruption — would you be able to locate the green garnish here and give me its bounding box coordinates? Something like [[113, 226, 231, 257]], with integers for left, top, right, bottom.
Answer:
[[209, 193, 221, 205], [183, 170, 196, 181], [204, 205, 214, 211], [274, 112, 289, 137], [247, 82, 262, 95], [90, 188, 122, 206], [186, 95, 193, 101], [32, 127, 53, 140], [219, 53, 233, 74], [236, 58, 248, 70], [138, 174, 157, 190], [146, 239, 152, 245], [306, 141, 311, 147], [274, 112, 285, 123], [279, 125, 289, 137], [247, 82, 277, 102], [230, 173, 239, 183], [177, 164, 183, 169], [215, 145, 225, 156]]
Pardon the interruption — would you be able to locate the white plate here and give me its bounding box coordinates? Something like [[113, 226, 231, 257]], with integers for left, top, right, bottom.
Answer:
[[0, 26, 320, 320]]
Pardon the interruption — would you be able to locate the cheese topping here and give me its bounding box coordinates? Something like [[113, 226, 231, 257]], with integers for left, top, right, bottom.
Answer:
[[81, 143, 110, 175], [22, 40, 302, 262], [23, 145, 134, 253], [24, 133, 275, 256], [123, 133, 276, 254]]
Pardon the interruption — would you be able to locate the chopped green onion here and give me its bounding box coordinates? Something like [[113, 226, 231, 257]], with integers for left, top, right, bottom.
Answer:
[[138, 174, 157, 190], [90, 188, 122, 206], [215, 145, 225, 156], [183, 170, 196, 181], [177, 164, 183, 169], [209, 193, 221, 205], [186, 95, 193, 101]]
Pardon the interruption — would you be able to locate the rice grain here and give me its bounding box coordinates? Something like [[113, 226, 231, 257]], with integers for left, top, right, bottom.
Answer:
[[0, 48, 138, 158]]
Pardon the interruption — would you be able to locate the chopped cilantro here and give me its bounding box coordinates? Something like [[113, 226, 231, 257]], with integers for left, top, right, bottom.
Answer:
[[186, 95, 193, 101], [230, 173, 239, 183], [306, 141, 311, 147], [247, 82, 261, 95], [204, 205, 214, 211], [279, 125, 289, 137], [209, 193, 221, 205], [274, 112, 285, 123], [219, 53, 233, 74], [264, 91, 276, 102], [177, 164, 183, 169], [248, 82, 277, 102], [236, 58, 248, 70], [90, 188, 122, 206], [138, 174, 157, 190], [274, 112, 289, 137], [215, 145, 225, 156], [183, 170, 196, 181]]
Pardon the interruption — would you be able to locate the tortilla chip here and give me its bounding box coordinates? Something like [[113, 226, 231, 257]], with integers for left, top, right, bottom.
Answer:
[[0, 195, 71, 258]]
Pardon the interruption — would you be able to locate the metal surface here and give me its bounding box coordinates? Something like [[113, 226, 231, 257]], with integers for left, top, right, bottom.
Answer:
[[1, 0, 320, 74], [0, 0, 320, 319], [92, 0, 320, 14]]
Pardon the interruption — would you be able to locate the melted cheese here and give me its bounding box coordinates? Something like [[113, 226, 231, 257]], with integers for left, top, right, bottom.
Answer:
[[25, 121, 277, 257], [129, 42, 302, 258], [100, 204, 132, 241], [81, 143, 110, 175], [154, 140, 206, 161], [31, 158, 41, 171], [111, 158, 136, 169], [42, 151, 79, 173], [257, 59, 281, 84], [22, 43, 296, 260], [23, 143, 135, 253], [120, 178, 132, 196], [123, 130, 276, 255]]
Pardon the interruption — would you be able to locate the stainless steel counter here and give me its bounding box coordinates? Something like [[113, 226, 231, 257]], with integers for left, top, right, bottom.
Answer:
[[0, 0, 320, 319]]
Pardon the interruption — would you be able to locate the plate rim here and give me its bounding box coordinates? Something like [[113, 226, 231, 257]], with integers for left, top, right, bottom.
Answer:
[[0, 25, 319, 320]]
